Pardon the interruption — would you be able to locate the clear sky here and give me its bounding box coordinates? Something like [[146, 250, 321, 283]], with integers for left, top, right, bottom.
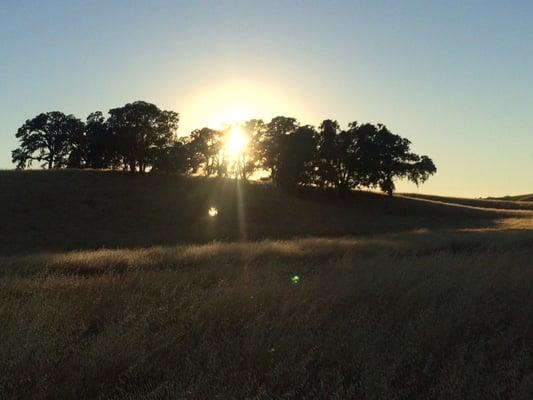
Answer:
[[1, 0, 532, 197]]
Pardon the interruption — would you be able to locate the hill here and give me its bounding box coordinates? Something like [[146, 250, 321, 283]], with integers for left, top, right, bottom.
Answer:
[[2, 170, 533, 398], [401, 192, 533, 211], [488, 193, 533, 202], [0, 169, 521, 255]]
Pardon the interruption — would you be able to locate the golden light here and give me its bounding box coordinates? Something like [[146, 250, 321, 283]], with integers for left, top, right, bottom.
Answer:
[[214, 110, 252, 127], [178, 81, 312, 135], [225, 127, 249, 157], [208, 207, 218, 217]]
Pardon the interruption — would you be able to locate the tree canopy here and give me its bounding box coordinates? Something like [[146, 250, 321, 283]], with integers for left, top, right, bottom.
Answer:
[[107, 101, 179, 172], [12, 101, 436, 196], [12, 112, 85, 169]]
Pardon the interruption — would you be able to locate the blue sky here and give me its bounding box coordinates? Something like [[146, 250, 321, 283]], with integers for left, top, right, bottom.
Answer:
[[1, 0, 532, 196]]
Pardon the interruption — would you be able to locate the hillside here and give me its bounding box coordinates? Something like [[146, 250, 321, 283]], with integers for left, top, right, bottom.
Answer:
[[401, 192, 533, 211], [489, 194, 533, 202], [2, 170, 533, 398], [0, 170, 519, 255]]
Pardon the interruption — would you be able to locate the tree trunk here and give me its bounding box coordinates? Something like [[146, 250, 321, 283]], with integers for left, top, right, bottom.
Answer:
[[48, 150, 54, 169], [337, 182, 349, 198]]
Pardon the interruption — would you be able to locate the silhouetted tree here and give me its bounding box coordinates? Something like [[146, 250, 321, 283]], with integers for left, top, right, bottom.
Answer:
[[260, 116, 299, 183], [315, 119, 340, 188], [406, 155, 437, 188], [231, 119, 266, 180], [12, 112, 85, 169], [312, 121, 437, 196], [107, 101, 179, 172], [11, 103, 436, 196], [365, 124, 437, 196], [84, 112, 119, 169], [312, 121, 364, 196], [277, 125, 318, 190], [329, 126, 363, 196], [187, 127, 223, 176], [151, 140, 189, 173], [66, 133, 88, 168]]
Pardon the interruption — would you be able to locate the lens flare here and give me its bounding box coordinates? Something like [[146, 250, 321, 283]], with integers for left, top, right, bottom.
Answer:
[[208, 207, 218, 217]]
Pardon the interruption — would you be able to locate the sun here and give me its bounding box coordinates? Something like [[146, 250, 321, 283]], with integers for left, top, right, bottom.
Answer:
[[225, 126, 249, 157]]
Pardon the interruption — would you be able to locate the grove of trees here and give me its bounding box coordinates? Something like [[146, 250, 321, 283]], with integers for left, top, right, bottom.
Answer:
[[12, 100, 436, 196]]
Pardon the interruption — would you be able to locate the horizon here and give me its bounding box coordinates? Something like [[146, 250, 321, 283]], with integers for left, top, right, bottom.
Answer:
[[2, 1, 533, 198], [3, 3, 533, 396]]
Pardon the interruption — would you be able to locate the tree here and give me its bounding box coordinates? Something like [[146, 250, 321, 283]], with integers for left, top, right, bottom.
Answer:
[[315, 119, 340, 188], [277, 125, 318, 190], [313, 121, 366, 196], [85, 112, 119, 169], [187, 127, 224, 176], [355, 124, 437, 196], [10, 103, 436, 196], [229, 119, 266, 180], [151, 140, 189, 174], [259, 116, 299, 183], [329, 125, 365, 196], [12, 112, 85, 169], [313, 122, 436, 197], [406, 155, 437, 188], [107, 101, 179, 172]]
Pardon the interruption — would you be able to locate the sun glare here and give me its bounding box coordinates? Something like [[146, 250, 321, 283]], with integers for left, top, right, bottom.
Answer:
[[180, 81, 309, 136], [225, 127, 249, 157]]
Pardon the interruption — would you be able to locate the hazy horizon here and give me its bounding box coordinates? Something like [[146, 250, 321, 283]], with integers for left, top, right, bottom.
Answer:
[[2, 0, 533, 197]]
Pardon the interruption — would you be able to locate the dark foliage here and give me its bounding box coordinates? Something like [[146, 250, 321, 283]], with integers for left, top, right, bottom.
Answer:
[[107, 101, 179, 172], [12, 102, 436, 195], [12, 111, 85, 169], [85, 111, 119, 169], [277, 125, 317, 191], [186, 127, 224, 176]]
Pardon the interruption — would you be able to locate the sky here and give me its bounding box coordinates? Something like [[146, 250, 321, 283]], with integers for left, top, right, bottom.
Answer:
[[1, 0, 532, 197]]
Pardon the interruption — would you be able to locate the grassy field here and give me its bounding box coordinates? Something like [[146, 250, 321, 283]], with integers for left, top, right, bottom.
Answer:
[[1, 170, 533, 399]]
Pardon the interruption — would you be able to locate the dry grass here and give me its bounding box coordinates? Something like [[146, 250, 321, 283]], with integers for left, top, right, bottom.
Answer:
[[1, 231, 533, 399], [2, 170, 533, 398], [489, 194, 533, 202], [401, 192, 533, 211]]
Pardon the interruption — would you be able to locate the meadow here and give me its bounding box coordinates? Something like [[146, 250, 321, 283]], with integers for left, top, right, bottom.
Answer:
[[1, 170, 533, 399]]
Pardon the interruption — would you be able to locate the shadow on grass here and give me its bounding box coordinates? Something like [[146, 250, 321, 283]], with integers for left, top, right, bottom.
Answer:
[[0, 169, 516, 255], [4, 228, 533, 278]]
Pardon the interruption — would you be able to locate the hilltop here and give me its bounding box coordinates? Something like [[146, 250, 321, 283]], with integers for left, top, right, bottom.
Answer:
[[0, 169, 521, 255], [489, 193, 533, 202], [401, 192, 533, 211]]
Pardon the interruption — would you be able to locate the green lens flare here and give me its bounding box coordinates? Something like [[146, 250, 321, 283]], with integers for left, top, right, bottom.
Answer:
[[291, 275, 300, 284]]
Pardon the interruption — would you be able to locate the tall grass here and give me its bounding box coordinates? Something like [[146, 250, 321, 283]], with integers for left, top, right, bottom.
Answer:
[[2, 230, 533, 399]]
